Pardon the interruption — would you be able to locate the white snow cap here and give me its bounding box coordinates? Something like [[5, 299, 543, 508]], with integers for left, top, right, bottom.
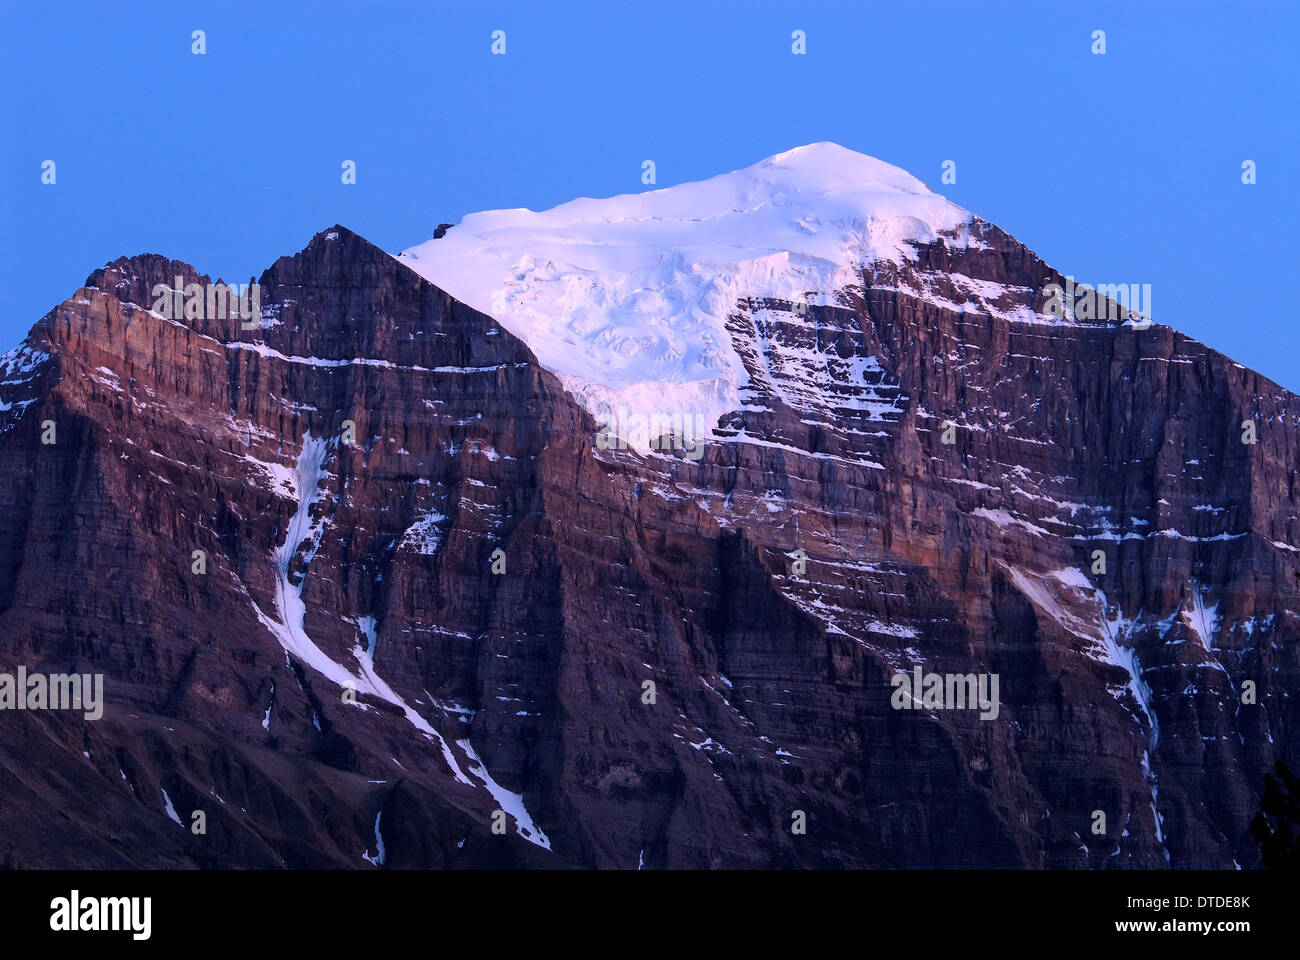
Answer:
[[399, 143, 971, 452]]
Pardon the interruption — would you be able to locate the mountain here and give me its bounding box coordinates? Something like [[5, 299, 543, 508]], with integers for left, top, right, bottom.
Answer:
[[0, 145, 1296, 868]]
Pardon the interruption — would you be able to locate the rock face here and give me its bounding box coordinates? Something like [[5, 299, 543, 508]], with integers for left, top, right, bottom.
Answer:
[[0, 189, 1296, 869]]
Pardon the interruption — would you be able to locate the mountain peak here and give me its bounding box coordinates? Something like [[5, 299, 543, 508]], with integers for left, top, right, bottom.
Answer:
[[83, 254, 211, 313], [398, 144, 976, 452], [754, 142, 937, 197], [295, 224, 371, 257]]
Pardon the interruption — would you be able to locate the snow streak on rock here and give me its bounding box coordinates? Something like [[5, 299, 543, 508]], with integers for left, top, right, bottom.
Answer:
[[248, 434, 553, 850], [456, 738, 551, 851], [249, 433, 475, 785]]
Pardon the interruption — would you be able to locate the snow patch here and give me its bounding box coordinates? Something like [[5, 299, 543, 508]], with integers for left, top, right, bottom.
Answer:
[[161, 788, 183, 826], [456, 738, 551, 850]]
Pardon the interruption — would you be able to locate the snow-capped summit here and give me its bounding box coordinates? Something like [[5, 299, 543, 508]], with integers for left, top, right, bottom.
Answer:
[[744, 141, 941, 198], [398, 143, 973, 449]]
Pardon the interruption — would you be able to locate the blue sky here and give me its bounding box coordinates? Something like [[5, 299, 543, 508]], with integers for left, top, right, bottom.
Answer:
[[2, 0, 1296, 390]]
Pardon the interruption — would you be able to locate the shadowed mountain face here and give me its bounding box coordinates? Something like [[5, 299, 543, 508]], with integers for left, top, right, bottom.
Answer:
[[0, 218, 1296, 869]]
